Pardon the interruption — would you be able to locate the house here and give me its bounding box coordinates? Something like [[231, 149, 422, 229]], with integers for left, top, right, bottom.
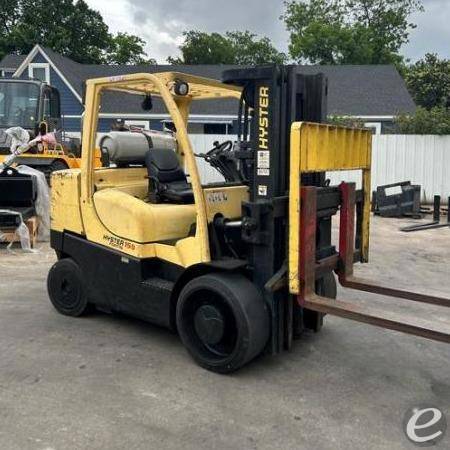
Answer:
[[0, 54, 26, 78], [0, 44, 416, 135]]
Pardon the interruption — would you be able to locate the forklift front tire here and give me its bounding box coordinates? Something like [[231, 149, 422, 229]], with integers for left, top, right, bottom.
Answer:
[[176, 273, 270, 373], [47, 258, 91, 317]]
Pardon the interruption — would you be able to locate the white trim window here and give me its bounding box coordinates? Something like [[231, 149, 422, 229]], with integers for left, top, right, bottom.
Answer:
[[28, 63, 50, 83], [124, 120, 149, 130], [364, 122, 382, 135]]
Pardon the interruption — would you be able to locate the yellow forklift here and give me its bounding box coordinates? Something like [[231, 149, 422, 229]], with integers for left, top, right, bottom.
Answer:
[[47, 68, 450, 373], [0, 79, 100, 177]]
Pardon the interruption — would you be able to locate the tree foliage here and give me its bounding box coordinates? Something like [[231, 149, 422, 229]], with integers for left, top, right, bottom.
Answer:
[[404, 53, 450, 110], [0, 0, 152, 64], [396, 107, 450, 135], [327, 115, 365, 128], [108, 33, 155, 65], [281, 0, 423, 65], [168, 30, 287, 65], [225, 31, 288, 65]]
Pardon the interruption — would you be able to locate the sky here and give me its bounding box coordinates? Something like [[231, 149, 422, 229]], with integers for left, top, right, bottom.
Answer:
[[85, 0, 450, 64]]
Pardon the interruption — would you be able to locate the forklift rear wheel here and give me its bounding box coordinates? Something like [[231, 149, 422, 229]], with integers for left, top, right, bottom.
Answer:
[[47, 258, 90, 317], [176, 273, 270, 373]]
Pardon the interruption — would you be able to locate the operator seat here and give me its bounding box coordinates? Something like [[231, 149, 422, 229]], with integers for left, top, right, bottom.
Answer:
[[145, 148, 194, 204]]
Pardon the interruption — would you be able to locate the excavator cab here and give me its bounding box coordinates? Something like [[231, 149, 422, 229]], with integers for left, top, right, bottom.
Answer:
[[47, 67, 450, 373]]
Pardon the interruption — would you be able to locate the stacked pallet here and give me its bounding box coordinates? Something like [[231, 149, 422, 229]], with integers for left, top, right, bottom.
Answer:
[[0, 215, 38, 248]]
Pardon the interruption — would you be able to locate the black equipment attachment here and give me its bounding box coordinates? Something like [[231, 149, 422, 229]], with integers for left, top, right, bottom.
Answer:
[[373, 181, 421, 218], [0, 167, 37, 227], [401, 195, 450, 232]]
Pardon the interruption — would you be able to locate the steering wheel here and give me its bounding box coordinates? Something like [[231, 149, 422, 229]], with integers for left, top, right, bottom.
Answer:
[[14, 106, 25, 119], [207, 140, 233, 157], [195, 140, 233, 161]]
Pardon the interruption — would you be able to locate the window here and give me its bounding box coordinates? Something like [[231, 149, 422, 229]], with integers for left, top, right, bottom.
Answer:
[[363, 122, 381, 135], [0, 81, 40, 128], [124, 120, 149, 130], [204, 123, 228, 134], [28, 63, 50, 83], [42, 88, 60, 119]]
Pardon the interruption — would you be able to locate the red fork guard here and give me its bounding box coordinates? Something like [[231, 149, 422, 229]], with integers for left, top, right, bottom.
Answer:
[[298, 183, 450, 344]]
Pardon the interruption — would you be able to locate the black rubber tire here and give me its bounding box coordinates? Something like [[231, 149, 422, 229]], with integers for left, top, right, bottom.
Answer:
[[47, 258, 90, 317], [49, 159, 69, 172], [37, 159, 69, 185], [302, 271, 337, 332], [48, 160, 69, 185], [316, 271, 337, 299], [176, 273, 270, 374]]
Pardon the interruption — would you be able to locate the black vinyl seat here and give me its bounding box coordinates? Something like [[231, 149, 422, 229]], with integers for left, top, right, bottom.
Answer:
[[145, 148, 194, 204]]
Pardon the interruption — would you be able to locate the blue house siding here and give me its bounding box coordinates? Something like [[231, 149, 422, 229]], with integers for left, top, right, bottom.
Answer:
[[98, 118, 116, 133], [97, 118, 161, 132], [18, 51, 83, 116], [149, 119, 164, 130], [62, 117, 167, 134], [1, 70, 15, 79], [61, 118, 113, 134], [61, 117, 81, 132]]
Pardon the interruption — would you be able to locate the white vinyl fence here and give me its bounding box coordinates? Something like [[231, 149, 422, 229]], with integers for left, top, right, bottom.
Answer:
[[189, 134, 229, 184], [191, 134, 450, 202]]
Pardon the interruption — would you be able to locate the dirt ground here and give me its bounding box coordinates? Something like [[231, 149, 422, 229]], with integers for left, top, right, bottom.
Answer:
[[0, 215, 449, 450]]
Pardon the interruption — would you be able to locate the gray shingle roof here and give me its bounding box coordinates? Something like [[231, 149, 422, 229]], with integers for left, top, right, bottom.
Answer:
[[297, 65, 416, 116], [0, 54, 26, 70], [34, 48, 418, 117]]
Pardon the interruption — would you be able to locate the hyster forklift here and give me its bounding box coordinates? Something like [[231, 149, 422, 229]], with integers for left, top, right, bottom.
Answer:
[[47, 67, 450, 373], [0, 78, 100, 177]]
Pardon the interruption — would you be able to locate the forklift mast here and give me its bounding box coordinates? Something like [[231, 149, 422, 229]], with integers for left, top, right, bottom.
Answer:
[[222, 66, 332, 353]]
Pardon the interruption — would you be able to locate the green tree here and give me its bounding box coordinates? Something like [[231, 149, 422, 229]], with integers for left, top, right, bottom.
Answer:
[[168, 30, 287, 65], [396, 107, 450, 135], [327, 115, 365, 128], [404, 53, 450, 110], [0, 0, 152, 64], [7, 0, 111, 63], [226, 31, 287, 65], [168, 31, 235, 64], [281, 0, 423, 65], [0, 0, 22, 60], [107, 33, 155, 65]]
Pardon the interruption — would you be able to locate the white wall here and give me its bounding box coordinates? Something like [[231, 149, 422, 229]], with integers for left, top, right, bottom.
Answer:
[[328, 135, 450, 202], [191, 134, 450, 202]]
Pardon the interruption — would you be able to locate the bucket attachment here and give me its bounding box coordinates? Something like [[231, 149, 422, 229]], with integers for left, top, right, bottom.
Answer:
[[289, 122, 450, 344]]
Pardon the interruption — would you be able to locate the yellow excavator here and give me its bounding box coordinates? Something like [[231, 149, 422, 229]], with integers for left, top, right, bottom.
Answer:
[[0, 78, 100, 177], [46, 68, 450, 373]]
